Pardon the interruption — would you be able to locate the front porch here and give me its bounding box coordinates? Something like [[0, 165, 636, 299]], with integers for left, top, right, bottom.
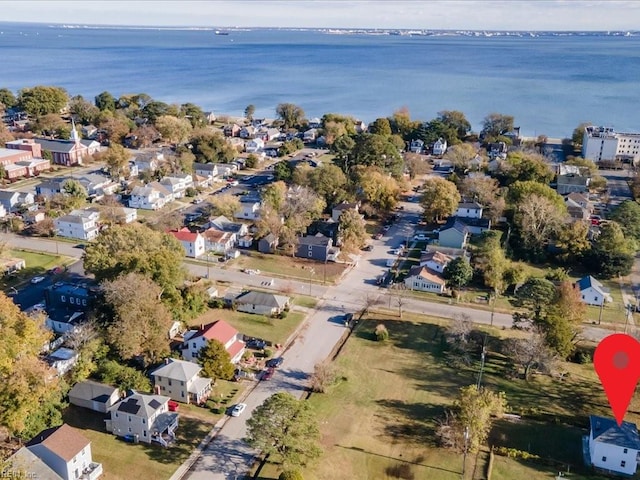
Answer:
[[151, 412, 179, 448], [79, 462, 103, 480]]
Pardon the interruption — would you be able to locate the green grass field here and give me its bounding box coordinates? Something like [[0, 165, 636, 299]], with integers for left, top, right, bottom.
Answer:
[[190, 308, 306, 345], [1, 249, 70, 290], [231, 253, 347, 284], [247, 311, 627, 480]]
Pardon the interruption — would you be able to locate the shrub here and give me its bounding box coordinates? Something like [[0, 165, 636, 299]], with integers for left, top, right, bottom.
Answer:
[[278, 311, 288, 319], [279, 470, 304, 480], [493, 447, 540, 461], [263, 349, 273, 359], [208, 298, 225, 309], [375, 324, 389, 342]]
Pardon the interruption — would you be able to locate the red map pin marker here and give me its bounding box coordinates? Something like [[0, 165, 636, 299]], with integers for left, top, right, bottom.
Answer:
[[594, 333, 640, 426]]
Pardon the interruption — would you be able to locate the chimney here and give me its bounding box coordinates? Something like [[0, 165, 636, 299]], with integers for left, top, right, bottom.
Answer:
[[200, 323, 204, 330], [165, 358, 169, 365]]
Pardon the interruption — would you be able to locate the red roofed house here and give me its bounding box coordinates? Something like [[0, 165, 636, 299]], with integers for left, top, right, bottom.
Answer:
[[167, 227, 205, 258], [182, 320, 245, 364]]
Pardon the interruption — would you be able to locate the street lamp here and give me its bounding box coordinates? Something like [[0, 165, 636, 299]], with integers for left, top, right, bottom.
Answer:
[[477, 345, 487, 389]]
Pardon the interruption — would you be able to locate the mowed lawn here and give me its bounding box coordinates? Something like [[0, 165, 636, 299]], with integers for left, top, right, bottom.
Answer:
[[63, 405, 214, 480], [232, 253, 347, 284], [190, 308, 306, 345], [275, 312, 626, 480], [2, 249, 69, 290]]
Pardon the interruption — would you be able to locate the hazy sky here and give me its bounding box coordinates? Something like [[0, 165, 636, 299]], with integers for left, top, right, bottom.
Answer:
[[1, 0, 640, 30]]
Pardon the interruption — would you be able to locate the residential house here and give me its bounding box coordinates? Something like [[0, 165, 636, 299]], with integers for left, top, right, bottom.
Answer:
[[81, 125, 98, 139], [54, 209, 100, 240], [36, 177, 68, 199], [75, 174, 119, 199], [24, 209, 45, 224], [258, 233, 278, 254], [447, 215, 491, 236], [193, 162, 219, 181], [0, 189, 34, 212], [223, 123, 241, 137], [432, 138, 448, 156], [168, 227, 205, 258], [46, 347, 79, 375], [161, 173, 193, 198], [23, 424, 102, 480], [234, 290, 290, 316], [438, 220, 470, 249], [576, 276, 613, 306], [557, 173, 590, 195], [566, 192, 591, 210], [237, 235, 254, 248], [455, 202, 483, 219], [106, 392, 178, 446], [69, 380, 120, 413], [487, 142, 508, 160], [404, 265, 447, 293], [240, 126, 256, 139], [296, 235, 334, 261], [151, 358, 212, 405], [587, 415, 640, 476], [303, 128, 318, 142], [565, 197, 591, 220], [235, 200, 261, 221], [202, 228, 235, 254], [207, 215, 249, 237], [355, 121, 368, 133], [6, 447, 64, 480], [44, 282, 95, 334], [307, 219, 340, 245], [419, 251, 453, 273], [245, 138, 265, 153], [308, 117, 322, 128], [129, 185, 167, 210], [409, 139, 425, 154], [182, 320, 245, 364], [204, 111, 216, 124], [133, 151, 164, 173], [216, 163, 239, 178], [331, 201, 360, 222], [0, 256, 25, 274]]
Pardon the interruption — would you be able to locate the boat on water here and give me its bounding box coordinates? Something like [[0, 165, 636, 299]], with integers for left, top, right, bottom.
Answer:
[[215, 30, 229, 36]]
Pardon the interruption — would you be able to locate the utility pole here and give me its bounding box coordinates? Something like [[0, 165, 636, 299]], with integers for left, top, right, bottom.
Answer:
[[461, 426, 470, 479], [308, 268, 315, 296], [490, 293, 496, 327], [598, 301, 604, 325], [477, 343, 487, 389]]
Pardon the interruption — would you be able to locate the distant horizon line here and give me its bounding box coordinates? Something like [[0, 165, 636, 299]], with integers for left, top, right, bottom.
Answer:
[[0, 20, 638, 34]]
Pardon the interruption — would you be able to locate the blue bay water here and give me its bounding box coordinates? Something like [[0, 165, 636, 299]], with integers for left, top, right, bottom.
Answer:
[[0, 22, 639, 137]]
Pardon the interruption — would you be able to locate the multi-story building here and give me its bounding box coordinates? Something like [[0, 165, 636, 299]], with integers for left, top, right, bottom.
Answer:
[[582, 126, 640, 164]]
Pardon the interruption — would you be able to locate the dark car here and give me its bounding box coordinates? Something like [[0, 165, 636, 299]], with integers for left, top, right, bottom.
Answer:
[[344, 313, 354, 322], [262, 367, 275, 381], [362, 244, 374, 252], [266, 357, 284, 368], [247, 338, 267, 350]]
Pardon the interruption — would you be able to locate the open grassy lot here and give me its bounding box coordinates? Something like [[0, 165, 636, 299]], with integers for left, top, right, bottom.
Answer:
[[1, 249, 70, 290], [231, 252, 347, 284], [189, 308, 306, 345], [250, 311, 625, 480], [63, 405, 214, 480], [291, 295, 319, 309]]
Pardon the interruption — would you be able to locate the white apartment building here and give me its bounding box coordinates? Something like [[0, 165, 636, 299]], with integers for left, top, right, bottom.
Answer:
[[582, 126, 640, 164]]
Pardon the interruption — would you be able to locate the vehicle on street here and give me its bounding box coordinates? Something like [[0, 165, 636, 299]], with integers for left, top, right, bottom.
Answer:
[[344, 313, 354, 322], [362, 244, 374, 251], [48, 266, 63, 275], [246, 338, 267, 350], [262, 367, 275, 381], [243, 268, 261, 275], [414, 233, 427, 241], [382, 225, 390, 232], [30, 276, 45, 284], [374, 233, 383, 240], [192, 198, 204, 204], [231, 403, 247, 417], [266, 175, 275, 181], [266, 357, 284, 368]]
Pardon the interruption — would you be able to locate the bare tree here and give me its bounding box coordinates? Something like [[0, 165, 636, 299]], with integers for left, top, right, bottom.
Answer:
[[64, 318, 99, 351], [310, 361, 338, 393], [515, 193, 567, 254], [502, 330, 555, 381], [392, 284, 408, 319], [445, 313, 474, 366], [362, 293, 381, 315]]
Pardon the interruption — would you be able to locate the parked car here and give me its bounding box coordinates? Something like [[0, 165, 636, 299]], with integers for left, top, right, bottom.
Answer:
[[382, 225, 390, 232], [231, 403, 247, 417], [191, 198, 204, 204], [414, 233, 427, 241], [48, 266, 63, 275], [30, 276, 45, 284], [374, 233, 383, 240], [266, 357, 284, 368], [344, 313, 354, 323], [246, 338, 267, 350], [262, 367, 275, 381], [362, 244, 374, 251]]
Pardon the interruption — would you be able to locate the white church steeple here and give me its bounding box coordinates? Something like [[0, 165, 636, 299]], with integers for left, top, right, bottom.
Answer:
[[70, 119, 80, 144]]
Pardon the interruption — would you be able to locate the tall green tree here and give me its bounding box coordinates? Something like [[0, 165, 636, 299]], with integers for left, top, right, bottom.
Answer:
[[610, 200, 640, 247], [246, 392, 322, 467], [444, 143, 477, 171], [179, 102, 206, 127], [514, 277, 557, 325], [102, 273, 173, 366], [588, 221, 635, 278], [69, 95, 99, 125], [420, 177, 460, 222], [190, 129, 237, 163], [94, 91, 117, 111], [155, 115, 192, 144], [338, 208, 368, 254], [357, 167, 400, 212], [481, 113, 514, 140], [438, 110, 472, 141], [101, 143, 130, 180], [276, 103, 305, 130], [572, 122, 591, 150], [244, 104, 256, 121], [503, 151, 554, 185], [513, 193, 567, 260], [17, 85, 68, 117], [443, 257, 473, 290], [368, 117, 392, 136], [0, 88, 17, 108], [308, 163, 349, 208], [198, 339, 235, 381]]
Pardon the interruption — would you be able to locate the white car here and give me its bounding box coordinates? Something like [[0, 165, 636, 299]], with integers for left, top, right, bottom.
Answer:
[[231, 403, 247, 417], [30, 276, 46, 284]]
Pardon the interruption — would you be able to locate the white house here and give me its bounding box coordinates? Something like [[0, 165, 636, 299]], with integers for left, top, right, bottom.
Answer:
[[46, 347, 79, 376], [455, 202, 483, 219], [54, 209, 100, 240], [23, 424, 102, 480], [235, 201, 261, 221], [331, 202, 360, 222], [409, 139, 425, 154], [133, 151, 164, 172], [160, 173, 193, 198], [69, 380, 120, 414], [182, 320, 245, 364], [0, 189, 34, 212], [106, 391, 178, 447], [576, 276, 613, 306], [245, 138, 265, 153], [404, 265, 446, 293], [151, 358, 212, 405], [234, 290, 290, 316], [303, 128, 318, 142], [203, 228, 236, 253], [129, 185, 167, 210], [168, 227, 205, 258], [193, 162, 219, 180], [432, 138, 448, 156], [588, 415, 640, 476], [75, 174, 119, 198], [419, 251, 453, 273]]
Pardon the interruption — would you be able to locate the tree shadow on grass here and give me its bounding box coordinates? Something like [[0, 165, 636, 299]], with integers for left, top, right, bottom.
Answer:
[[375, 399, 442, 446]]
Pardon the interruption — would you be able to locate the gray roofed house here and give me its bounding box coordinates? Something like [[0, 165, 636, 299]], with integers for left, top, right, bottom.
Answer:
[[588, 415, 640, 475], [0, 189, 34, 212], [557, 173, 590, 195], [69, 380, 120, 413], [7, 447, 64, 480], [234, 290, 290, 316], [438, 219, 470, 249], [208, 215, 249, 236], [331, 201, 360, 222], [36, 177, 68, 198], [151, 358, 212, 405], [258, 233, 278, 253], [295, 234, 335, 261]]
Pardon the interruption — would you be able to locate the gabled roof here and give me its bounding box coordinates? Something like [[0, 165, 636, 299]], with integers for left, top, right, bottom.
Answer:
[[576, 275, 608, 293], [441, 218, 469, 235], [131, 185, 156, 197], [69, 380, 118, 404], [298, 234, 331, 247], [169, 227, 201, 243], [189, 320, 238, 344], [194, 162, 218, 172], [34, 138, 81, 154], [9, 447, 63, 480], [203, 228, 233, 243], [151, 358, 203, 382], [235, 290, 290, 308], [260, 233, 277, 244], [590, 415, 640, 450], [115, 392, 169, 418], [333, 201, 359, 211], [26, 424, 90, 462], [406, 266, 446, 285], [566, 192, 589, 204], [457, 202, 483, 210], [420, 251, 452, 267]]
